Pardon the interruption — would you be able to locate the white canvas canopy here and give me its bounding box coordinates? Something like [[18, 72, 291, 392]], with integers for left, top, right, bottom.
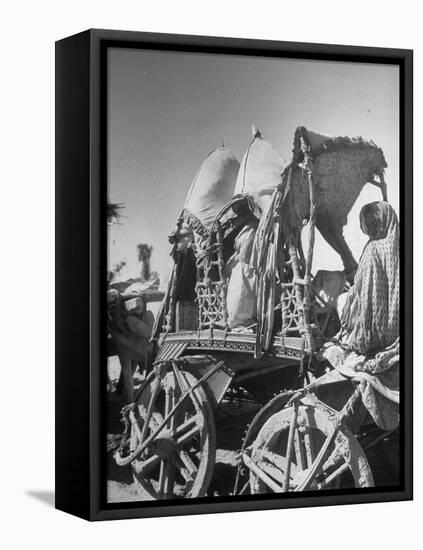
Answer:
[[184, 147, 239, 230], [234, 128, 286, 212]]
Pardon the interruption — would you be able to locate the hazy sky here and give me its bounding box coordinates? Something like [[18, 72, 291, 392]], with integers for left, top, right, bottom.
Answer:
[[107, 47, 399, 286]]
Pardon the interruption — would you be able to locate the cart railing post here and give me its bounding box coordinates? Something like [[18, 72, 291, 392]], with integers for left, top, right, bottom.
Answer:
[[300, 131, 316, 354]]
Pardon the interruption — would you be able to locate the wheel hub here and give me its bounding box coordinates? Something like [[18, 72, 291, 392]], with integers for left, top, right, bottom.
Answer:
[[151, 430, 176, 458]]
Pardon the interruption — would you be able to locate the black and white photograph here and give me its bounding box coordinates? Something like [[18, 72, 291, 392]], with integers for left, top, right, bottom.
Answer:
[[105, 46, 402, 503], [1, 0, 420, 545]]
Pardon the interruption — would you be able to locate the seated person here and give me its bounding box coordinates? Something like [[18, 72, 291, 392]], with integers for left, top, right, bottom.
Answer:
[[336, 200, 399, 359], [322, 201, 400, 431]]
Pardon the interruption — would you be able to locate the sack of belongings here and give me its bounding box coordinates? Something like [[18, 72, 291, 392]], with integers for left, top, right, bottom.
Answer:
[[168, 147, 239, 256], [234, 127, 286, 213], [183, 147, 239, 231], [225, 128, 286, 333], [226, 220, 258, 330]]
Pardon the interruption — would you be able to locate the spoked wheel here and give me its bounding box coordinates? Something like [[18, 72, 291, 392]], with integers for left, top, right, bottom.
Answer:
[[246, 396, 374, 493], [119, 362, 216, 500]]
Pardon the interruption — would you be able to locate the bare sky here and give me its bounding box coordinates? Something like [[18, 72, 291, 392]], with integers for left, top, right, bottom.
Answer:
[[107, 47, 399, 286]]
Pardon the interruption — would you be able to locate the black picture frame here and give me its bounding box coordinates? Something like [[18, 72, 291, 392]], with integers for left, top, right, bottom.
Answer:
[[55, 28, 413, 521]]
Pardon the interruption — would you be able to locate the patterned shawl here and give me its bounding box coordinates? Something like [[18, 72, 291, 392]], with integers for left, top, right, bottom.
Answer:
[[339, 201, 399, 356]]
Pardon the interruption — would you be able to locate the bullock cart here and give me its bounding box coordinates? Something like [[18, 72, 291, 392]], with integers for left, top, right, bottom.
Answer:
[[113, 127, 391, 499]]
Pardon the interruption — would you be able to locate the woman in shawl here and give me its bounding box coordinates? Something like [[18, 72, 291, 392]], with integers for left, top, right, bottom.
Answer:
[[338, 201, 399, 357], [321, 202, 400, 431]]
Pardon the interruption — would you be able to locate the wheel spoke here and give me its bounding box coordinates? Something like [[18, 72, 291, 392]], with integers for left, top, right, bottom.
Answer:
[[171, 361, 185, 392], [317, 461, 349, 489], [165, 460, 176, 498], [129, 411, 143, 445], [171, 454, 193, 482], [179, 450, 198, 476], [176, 425, 201, 447], [148, 412, 163, 430], [164, 385, 175, 432], [178, 369, 202, 410], [129, 418, 141, 452], [319, 443, 345, 476], [283, 402, 298, 492], [133, 453, 161, 475], [139, 374, 162, 445], [261, 449, 286, 471], [157, 458, 176, 499], [243, 452, 283, 493], [137, 474, 156, 496], [294, 428, 307, 471], [303, 427, 316, 468], [259, 460, 285, 485], [294, 426, 338, 492], [261, 444, 303, 491], [175, 414, 199, 435], [158, 460, 168, 498]]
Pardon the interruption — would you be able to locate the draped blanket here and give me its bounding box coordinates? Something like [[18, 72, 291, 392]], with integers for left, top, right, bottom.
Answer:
[[322, 343, 399, 431]]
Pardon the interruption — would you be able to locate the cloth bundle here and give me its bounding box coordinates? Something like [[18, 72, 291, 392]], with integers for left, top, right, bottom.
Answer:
[[226, 221, 258, 330], [227, 130, 286, 335], [184, 147, 239, 231], [234, 129, 286, 213]]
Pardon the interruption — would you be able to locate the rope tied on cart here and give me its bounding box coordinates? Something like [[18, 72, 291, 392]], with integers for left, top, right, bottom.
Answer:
[[195, 242, 220, 264], [250, 127, 318, 359]]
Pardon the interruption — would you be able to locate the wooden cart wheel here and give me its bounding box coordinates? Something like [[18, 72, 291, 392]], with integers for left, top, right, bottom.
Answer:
[[130, 364, 216, 500], [247, 398, 374, 493]]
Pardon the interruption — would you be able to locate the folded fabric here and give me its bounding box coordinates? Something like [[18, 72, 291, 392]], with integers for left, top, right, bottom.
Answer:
[[322, 342, 399, 431]]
